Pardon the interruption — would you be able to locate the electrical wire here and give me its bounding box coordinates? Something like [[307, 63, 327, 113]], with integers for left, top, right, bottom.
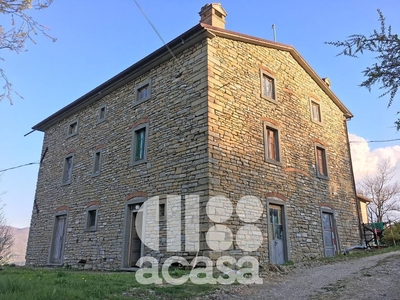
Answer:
[[349, 138, 400, 144], [132, 0, 177, 60], [0, 162, 39, 173]]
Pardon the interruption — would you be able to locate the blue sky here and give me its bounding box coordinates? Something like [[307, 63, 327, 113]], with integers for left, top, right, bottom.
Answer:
[[1, 0, 400, 228]]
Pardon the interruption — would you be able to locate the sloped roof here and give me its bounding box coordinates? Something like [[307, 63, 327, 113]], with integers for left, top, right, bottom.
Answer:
[[357, 194, 372, 203], [33, 23, 353, 131]]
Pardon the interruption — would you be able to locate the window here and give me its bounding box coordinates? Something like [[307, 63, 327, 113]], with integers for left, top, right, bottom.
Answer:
[[62, 154, 74, 184], [310, 100, 322, 123], [260, 70, 276, 102], [85, 207, 98, 231], [92, 149, 102, 177], [315, 145, 328, 178], [67, 119, 78, 137], [135, 129, 146, 160], [159, 203, 165, 218], [263, 122, 281, 164], [97, 105, 107, 123], [138, 85, 149, 100], [130, 123, 149, 166], [134, 79, 152, 105]]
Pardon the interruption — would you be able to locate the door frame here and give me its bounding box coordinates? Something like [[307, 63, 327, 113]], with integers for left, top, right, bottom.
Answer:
[[266, 197, 290, 264], [121, 197, 146, 269], [48, 211, 69, 265], [320, 207, 340, 256]]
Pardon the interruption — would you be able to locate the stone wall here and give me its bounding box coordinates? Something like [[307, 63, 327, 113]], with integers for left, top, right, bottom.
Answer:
[[206, 36, 360, 263], [26, 39, 211, 270], [26, 31, 360, 270]]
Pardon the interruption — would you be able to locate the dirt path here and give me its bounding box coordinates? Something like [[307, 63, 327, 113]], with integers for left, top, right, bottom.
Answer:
[[212, 250, 400, 300]]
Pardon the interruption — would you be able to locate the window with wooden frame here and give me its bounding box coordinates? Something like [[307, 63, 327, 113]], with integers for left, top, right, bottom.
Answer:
[[263, 122, 281, 164], [260, 70, 276, 102], [130, 122, 149, 166], [66, 119, 79, 138], [315, 144, 328, 179], [62, 154, 74, 185], [134, 79, 152, 105], [310, 99, 322, 123], [92, 149, 102, 177]]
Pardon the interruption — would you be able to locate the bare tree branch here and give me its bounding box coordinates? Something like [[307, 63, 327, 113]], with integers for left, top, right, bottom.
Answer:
[[357, 158, 400, 222], [0, 175, 13, 264], [0, 0, 55, 103]]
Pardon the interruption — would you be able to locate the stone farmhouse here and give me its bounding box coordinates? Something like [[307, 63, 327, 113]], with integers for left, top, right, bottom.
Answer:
[[26, 3, 362, 270]]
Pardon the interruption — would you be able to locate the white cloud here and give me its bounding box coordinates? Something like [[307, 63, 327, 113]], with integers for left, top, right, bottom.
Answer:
[[349, 133, 400, 182]]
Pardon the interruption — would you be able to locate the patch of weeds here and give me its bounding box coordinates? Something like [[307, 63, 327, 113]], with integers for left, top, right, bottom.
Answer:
[[166, 267, 191, 279], [283, 260, 294, 266]]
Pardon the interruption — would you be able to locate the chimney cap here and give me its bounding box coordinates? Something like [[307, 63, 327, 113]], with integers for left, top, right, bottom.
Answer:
[[322, 77, 331, 88], [199, 3, 227, 29]]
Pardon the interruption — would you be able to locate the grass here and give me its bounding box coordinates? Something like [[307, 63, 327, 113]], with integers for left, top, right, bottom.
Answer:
[[316, 245, 400, 264], [2, 247, 398, 299], [0, 267, 218, 300]]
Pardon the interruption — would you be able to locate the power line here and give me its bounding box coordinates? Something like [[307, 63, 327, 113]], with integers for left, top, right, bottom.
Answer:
[[132, 0, 177, 60], [0, 162, 39, 173], [349, 138, 400, 144]]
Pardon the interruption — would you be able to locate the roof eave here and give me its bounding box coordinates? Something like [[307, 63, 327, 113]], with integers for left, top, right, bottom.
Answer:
[[357, 194, 372, 203]]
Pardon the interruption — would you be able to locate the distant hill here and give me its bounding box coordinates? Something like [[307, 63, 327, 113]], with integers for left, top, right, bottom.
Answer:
[[8, 227, 29, 265]]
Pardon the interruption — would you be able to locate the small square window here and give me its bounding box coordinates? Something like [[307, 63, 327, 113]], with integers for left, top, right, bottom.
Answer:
[[134, 79, 152, 105], [67, 120, 78, 137], [263, 122, 281, 165], [62, 154, 74, 184], [260, 70, 276, 102], [138, 85, 149, 100], [315, 145, 328, 178], [130, 123, 149, 166], [92, 149, 102, 177], [97, 105, 107, 123], [311, 100, 322, 123], [85, 208, 98, 231]]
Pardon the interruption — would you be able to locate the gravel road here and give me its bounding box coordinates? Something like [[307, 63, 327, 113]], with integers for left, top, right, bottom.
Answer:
[[209, 250, 400, 300]]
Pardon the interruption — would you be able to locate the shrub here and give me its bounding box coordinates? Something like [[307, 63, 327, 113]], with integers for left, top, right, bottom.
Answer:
[[382, 223, 400, 246]]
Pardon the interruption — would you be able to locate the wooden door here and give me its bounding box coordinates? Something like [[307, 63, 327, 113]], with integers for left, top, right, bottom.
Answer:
[[129, 211, 142, 266], [322, 212, 336, 257], [269, 205, 285, 264], [50, 215, 67, 264]]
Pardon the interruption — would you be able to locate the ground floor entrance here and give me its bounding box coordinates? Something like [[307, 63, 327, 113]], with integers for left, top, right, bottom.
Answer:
[[269, 204, 287, 264], [322, 211, 337, 257]]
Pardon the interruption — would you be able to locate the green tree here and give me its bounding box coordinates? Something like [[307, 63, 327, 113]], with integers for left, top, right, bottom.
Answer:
[[326, 10, 400, 130], [0, 0, 54, 103], [382, 223, 400, 246]]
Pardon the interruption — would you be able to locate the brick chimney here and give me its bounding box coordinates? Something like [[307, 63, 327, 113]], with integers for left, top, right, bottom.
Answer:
[[199, 3, 227, 29]]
